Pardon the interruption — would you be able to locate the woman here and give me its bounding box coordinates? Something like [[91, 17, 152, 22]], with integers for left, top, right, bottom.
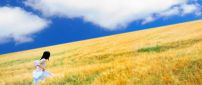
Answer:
[[33, 51, 53, 85]]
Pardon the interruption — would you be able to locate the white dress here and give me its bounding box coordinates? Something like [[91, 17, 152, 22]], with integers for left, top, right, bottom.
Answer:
[[33, 59, 52, 85]]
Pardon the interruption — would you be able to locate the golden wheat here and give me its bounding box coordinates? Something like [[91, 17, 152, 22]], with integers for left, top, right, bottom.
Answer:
[[0, 20, 202, 85]]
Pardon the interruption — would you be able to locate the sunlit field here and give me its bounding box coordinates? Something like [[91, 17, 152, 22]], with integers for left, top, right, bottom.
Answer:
[[0, 20, 202, 85]]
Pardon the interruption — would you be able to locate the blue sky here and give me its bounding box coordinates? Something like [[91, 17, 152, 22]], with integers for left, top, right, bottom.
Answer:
[[0, 0, 201, 54]]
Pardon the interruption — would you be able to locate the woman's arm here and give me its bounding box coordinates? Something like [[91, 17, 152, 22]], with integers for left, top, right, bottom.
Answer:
[[37, 65, 45, 71]]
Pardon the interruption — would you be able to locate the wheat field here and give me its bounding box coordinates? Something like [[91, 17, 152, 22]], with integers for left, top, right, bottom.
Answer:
[[0, 20, 202, 85]]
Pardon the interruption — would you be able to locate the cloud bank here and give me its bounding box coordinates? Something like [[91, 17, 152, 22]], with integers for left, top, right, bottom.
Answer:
[[0, 7, 49, 44], [25, 0, 201, 30]]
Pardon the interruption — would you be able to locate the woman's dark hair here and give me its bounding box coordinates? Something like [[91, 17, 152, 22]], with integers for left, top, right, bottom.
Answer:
[[40, 51, 50, 60]]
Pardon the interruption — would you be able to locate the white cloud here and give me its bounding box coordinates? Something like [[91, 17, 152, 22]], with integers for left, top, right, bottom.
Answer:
[[142, 16, 155, 25], [181, 4, 201, 15], [25, 0, 201, 30], [0, 7, 49, 44], [159, 7, 181, 17]]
